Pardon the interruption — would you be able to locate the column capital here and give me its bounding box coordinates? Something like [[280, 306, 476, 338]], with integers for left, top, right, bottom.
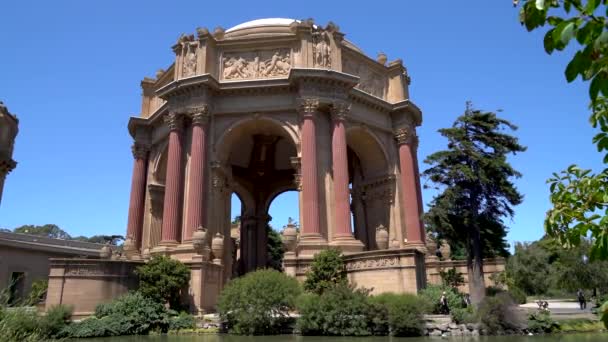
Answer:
[[393, 126, 418, 148], [131, 142, 150, 160], [297, 97, 321, 118], [188, 105, 210, 125], [330, 101, 350, 122], [164, 112, 185, 132]]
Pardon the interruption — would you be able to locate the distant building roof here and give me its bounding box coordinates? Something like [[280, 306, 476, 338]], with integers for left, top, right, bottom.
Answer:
[[0, 231, 103, 257]]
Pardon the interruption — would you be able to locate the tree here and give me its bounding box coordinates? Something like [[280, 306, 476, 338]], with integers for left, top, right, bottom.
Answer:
[[517, 0, 608, 260], [266, 225, 284, 271], [507, 241, 552, 296], [303, 249, 347, 294], [424, 103, 526, 304], [439, 268, 465, 289], [134, 255, 190, 309], [72, 235, 124, 245], [13, 224, 71, 239]]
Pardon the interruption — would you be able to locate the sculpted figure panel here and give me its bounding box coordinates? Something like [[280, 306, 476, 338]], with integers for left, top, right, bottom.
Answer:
[[343, 57, 387, 98], [222, 49, 291, 80], [312, 30, 331, 68]]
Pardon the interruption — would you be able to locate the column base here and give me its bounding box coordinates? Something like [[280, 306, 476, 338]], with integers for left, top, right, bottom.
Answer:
[[329, 235, 364, 254], [297, 234, 327, 257]]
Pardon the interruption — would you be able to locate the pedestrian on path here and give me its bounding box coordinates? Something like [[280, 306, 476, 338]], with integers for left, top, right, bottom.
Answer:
[[577, 289, 586, 310]]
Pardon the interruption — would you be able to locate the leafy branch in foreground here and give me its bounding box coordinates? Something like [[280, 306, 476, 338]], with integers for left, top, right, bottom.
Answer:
[[517, 0, 608, 259]]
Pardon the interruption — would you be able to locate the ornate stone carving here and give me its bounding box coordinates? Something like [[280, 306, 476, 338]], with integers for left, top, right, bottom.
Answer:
[[343, 57, 387, 98], [297, 98, 320, 118], [394, 127, 418, 147], [330, 101, 350, 122], [164, 112, 184, 132], [192, 226, 211, 260], [345, 257, 399, 271], [312, 30, 331, 68], [211, 233, 224, 264], [360, 175, 395, 205], [375, 224, 389, 250], [281, 222, 298, 253], [290, 156, 302, 191], [182, 42, 197, 77], [221, 49, 291, 80], [99, 244, 112, 259], [131, 142, 150, 160], [189, 105, 210, 125]]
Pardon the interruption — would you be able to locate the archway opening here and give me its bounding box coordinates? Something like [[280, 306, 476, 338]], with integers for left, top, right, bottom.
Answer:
[[219, 118, 299, 275], [267, 190, 300, 271]]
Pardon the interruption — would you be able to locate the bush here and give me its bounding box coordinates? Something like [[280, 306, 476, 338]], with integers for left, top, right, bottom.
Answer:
[[0, 305, 72, 341], [418, 284, 463, 314], [218, 269, 301, 335], [25, 279, 48, 306], [451, 306, 478, 324], [135, 255, 191, 309], [478, 292, 524, 334], [369, 293, 425, 336], [296, 284, 373, 336], [303, 249, 346, 295], [169, 312, 196, 331], [62, 292, 170, 338], [439, 268, 465, 289], [527, 310, 559, 333], [600, 300, 608, 329], [508, 287, 527, 304]]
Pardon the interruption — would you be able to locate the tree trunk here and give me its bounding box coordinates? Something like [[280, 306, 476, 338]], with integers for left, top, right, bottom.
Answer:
[[468, 225, 486, 305]]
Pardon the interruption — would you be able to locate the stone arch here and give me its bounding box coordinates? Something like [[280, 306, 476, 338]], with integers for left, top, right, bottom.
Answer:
[[152, 140, 169, 184], [346, 126, 392, 250], [264, 186, 298, 214]]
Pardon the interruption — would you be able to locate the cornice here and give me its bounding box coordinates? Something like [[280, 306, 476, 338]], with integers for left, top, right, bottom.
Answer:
[[156, 73, 220, 100], [288, 68, 359, 89], [392, 100, 422, 126]]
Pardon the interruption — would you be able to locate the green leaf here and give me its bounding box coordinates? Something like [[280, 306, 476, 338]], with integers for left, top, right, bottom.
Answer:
[[544, 29, 555, 54], [535, 0, 546, 10], [591, 76, 602, 100], [561, 22, 576, 45], [586, 0, 600, 14], [547, 16, 563, 26], [565, 53, 581, 82]]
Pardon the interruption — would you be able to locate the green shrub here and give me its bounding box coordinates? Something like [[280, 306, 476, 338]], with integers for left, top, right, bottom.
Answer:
[[25, 279, 48, 306], [478, 292, 524, 334], [508, 287, 527, 304], [169, 312, 196, 331], [418, 284, 463, 314], [369, 293, 424, 336], [218, 269, 301, 335], [135, 255, 191, 309], [439, 268, 465, 289], [0, 307, 43, 341], [527, 310, 559, 333], [296, 284, 373, 336], [451, 306, 478, 324], [303, 249, 347, 295], [39, 304, 72, 337], [63, 292, 169, 338]]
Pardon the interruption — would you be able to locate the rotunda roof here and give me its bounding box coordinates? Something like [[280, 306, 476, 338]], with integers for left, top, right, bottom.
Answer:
[[226, 18, 299, 32]]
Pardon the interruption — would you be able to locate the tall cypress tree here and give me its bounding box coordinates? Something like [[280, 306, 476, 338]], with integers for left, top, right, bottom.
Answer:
[[423, 102, 526, 304]]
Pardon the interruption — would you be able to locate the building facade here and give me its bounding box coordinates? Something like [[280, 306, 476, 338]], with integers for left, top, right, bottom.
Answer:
[[0, 101, 18, 207]]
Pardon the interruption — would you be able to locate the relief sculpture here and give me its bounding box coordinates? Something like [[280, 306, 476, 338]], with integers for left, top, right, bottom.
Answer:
[[222, 49, 291, 80], [343, 57, 386, 98], [312, 30, 331, 68]]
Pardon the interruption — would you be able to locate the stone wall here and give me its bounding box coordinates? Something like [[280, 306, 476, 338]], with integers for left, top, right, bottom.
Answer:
[[426, 257, 506, 292], [46, 259, 140, 318]]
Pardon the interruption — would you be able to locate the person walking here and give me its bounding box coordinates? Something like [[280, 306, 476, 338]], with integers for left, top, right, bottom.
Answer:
[[439, 291, 450, 314], [577, 289, 586, 310]]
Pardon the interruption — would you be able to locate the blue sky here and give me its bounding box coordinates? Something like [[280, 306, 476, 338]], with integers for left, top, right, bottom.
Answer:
[[0, 1, 601, 248]]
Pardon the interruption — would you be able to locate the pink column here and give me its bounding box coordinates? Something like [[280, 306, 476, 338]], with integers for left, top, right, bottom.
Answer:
[[395, 127, 424, 245], [184, 107, 210, 241], [126, 142, 149, 249], [160, 113, 184, 245], [331, 103, 354, 237], [299, 98, 321, 237]]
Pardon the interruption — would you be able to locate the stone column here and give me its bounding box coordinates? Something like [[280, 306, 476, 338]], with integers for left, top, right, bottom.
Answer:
[[160, 113, 184, 246], [184, 106, 210, 242], [329, 102, 363, 252], [125, 142, 149, 252], [394, 127, 425, 246], [297, 98, 326, 254]]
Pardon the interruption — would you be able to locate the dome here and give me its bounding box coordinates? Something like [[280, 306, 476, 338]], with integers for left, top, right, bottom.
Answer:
[[226, 18, 299, 33]]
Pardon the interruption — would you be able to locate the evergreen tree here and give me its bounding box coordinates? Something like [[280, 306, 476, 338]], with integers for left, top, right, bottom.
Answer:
[[423, 102, 526, 304]]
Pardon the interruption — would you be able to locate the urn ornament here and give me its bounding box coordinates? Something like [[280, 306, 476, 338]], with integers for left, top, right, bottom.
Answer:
[[100, 244, 112, 259], [426, 232, 438, 256], [377, 52, 387, 65], [211, 233, 224, 262], [281, 223, 298, 253], [375, 224, 389, 250], [123, 236, 136, 256], [192, 226, 209, 253]]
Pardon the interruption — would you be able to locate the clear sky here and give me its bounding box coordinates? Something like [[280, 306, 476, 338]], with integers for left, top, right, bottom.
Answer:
[[0, 1, 602, 249]]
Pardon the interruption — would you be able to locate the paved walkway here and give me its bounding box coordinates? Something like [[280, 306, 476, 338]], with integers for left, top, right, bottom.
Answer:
[[520, 299, 597, 320]]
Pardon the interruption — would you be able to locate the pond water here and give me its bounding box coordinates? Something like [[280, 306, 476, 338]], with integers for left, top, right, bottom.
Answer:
[[90, 333, 607, 342]]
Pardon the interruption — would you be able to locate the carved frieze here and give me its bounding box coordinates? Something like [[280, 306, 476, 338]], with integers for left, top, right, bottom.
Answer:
[[182, 43, 197, 77], [221, 49, 291, 80], [394, 126, 418, 147], [359, 175, 395, 205], [343, 57, 387, 99], [345, 257, 399, 271]]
